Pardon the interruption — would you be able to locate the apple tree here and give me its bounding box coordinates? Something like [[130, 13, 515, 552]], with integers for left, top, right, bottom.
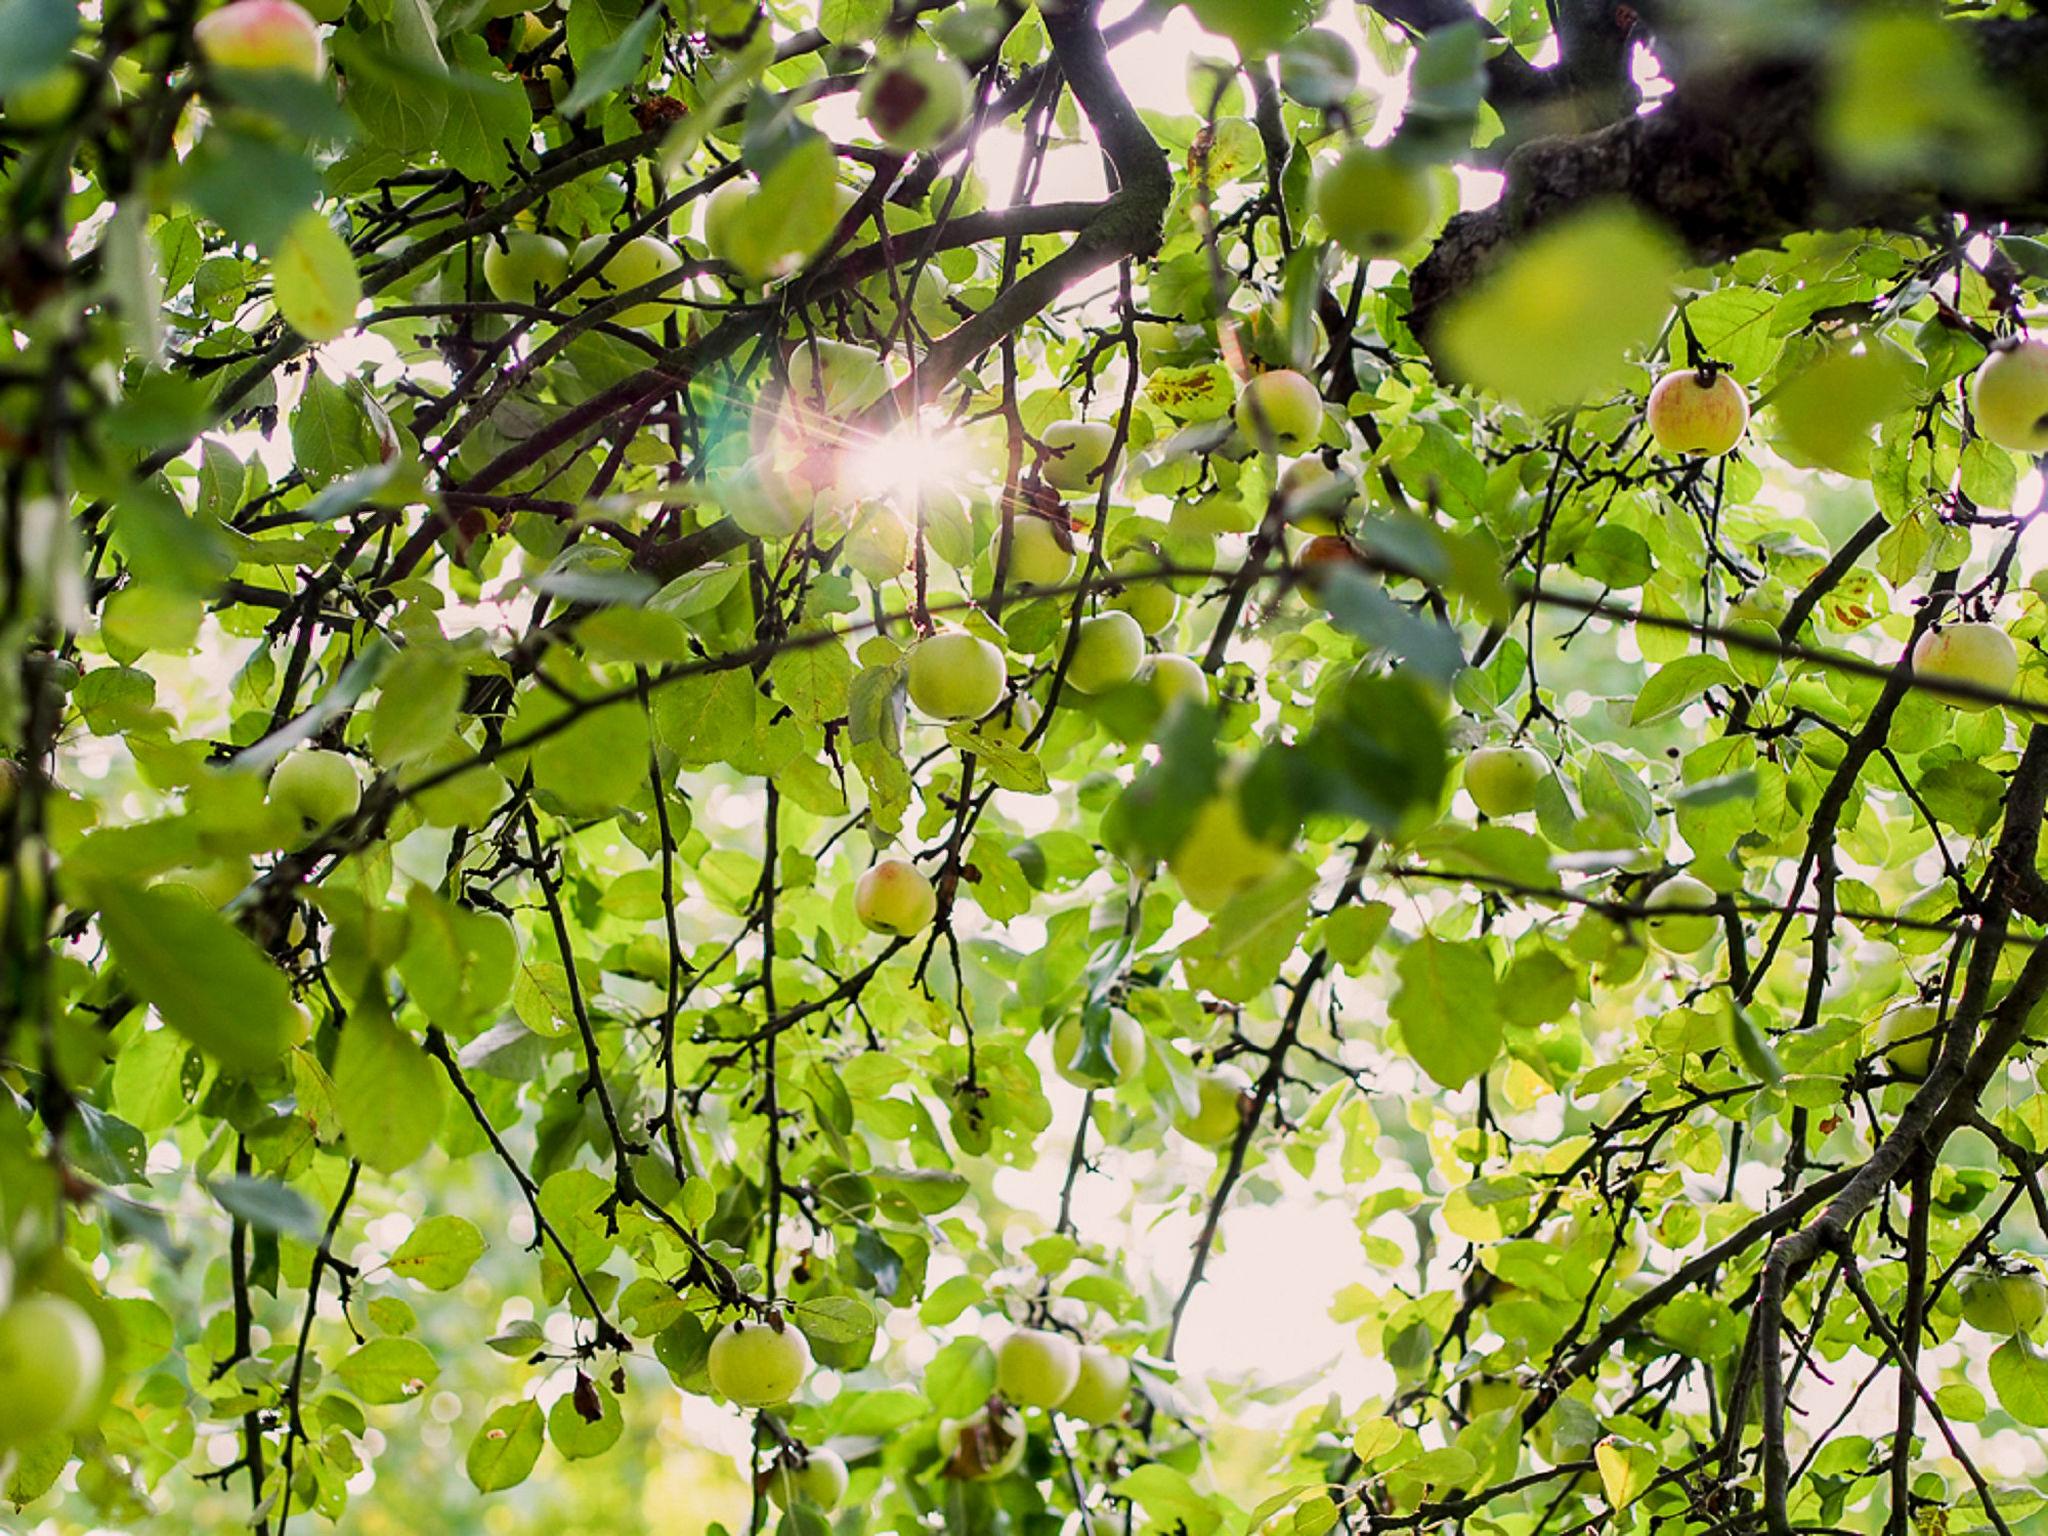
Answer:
[[12, 0, 2048, 1533]]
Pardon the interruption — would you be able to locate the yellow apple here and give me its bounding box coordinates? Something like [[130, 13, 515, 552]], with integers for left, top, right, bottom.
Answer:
[[195, 0, 326, 76], [1313, 146, 1435, 258], [1464, 745, 1546, 819], [1005, 516, 1075, 590], [908, 630, 1007, 721], [707, 1318, 812, 1407], [854, 857, 937, 936], [1234, 369, 1323, 453], [0, 1293, 104, 1446], [1911, 622, 2017, 711], [1972, 338, 2048, 453], [1646, 368, 1748, 457]]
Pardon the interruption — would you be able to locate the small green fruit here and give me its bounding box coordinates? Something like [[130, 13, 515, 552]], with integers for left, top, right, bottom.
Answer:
[[1066, 610, 1145, 695], [1005, 517, 1075, 590], [1972, 338, 2048, 453], [1233, 369, 1323, 454], [1313, 146, 1435, 259], [995, 1328, 1081, 1409], [1041, 421, 1117, 496], [570, 234, 683, 329], [1050, 1011, 1146, 1088], [767, 1446, 849, 1509], [1464, 746, 1546, 819], [908, 630, 1007, 721], [1960, 1269, 2048, 1334], [1642, 875, 1719, 954], [1175, 1063, 1250, 1146], [1911, 623, 2017, 711], [1143, 653, 1209, 711], [483, 231, 570, 306], [0, 1293, 104, 1447], [1057, 1344, 1131, 1425], [269, 748, 361, 830], [707, 1318, 812, 1407], [853, 858, 937, 936], [1873, 1003, 1938, 1079]]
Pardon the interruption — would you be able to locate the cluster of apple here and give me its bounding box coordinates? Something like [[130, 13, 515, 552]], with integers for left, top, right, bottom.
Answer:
[[0, 1266, 106, 1465]]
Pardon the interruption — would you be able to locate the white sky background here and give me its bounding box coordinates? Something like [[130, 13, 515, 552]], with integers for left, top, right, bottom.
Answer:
[[82, 2, 2048, 1526]]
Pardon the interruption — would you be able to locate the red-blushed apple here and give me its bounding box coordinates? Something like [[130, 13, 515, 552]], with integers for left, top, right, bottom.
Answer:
[[195, 0, 326, 77], [1050, 1011, 1145, 1088], [1065, 610, 1145, 695], [1004, 516, 1074, 590], [1174, 1062, 1250, 1146], [1464, 745, 1546, 819], [1973, 338, 2048, 453], [1234, 369, 1323, 454], [1911, 622, 2017, 710], [1041, 420, 1116, 496], [859, 54, 971, 153], [483, 231, 569, 305], [707, 1317, 812, 1407], [1645, 368, 1748, 457], [1642, 874, 1719, 954], [853, 858, 936, 936], [1057, 1344, 1131, 1425], [907, 630, 1007, 721], [570, 234, 683, 329], [996, 1328, 1081, 1409], [1313, 146, 1435, 258]]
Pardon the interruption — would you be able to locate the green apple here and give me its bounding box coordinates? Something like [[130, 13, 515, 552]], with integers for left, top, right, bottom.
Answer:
[[1313, 146, 1435, 258], [1277, 456, 1358, 534], [1066, 611, 1145, 695], [767, 1445, 849, 1509], [996, 1328, 1081, 1409], [1464, 745, 1546, 819], [707, 1318, 812, 1407], [1646, 368, 1748, 457], [854, 857, 937, 936], [1005, 516, 1075, 590], [1041, 421, 1117, 497], [1144, 653, 1209, 711], [1642, 875, 1719, 954], [1051, 1011, 1146, 1088], [1057, 1344, 1130, 1425], [1175, 1063, 1250, 1146], [1108, 550, 1180, 634], [1185, 0, 1322, 58], [269, 748, 361, 830], [1279, 27, 1357, 107], [1972, 338, 2048, 453], [570, 234, 683, 329], [1911, 622, 2017, 711], [195, 0, 326, 76], [859, 53, 972, 153], [844, 506, 910, 580], [786, 338, 895, 418], [0, 1293, 105, 1446], [1234, 369, 1323, 453], [1166, 789, 1284, 911], [1873, 1003, 1938, 1080], [483, 231, 570, 306], [5, 58, 86, 126], [938, 1404, 1026, 1480], [908, 630, 1007, 721], [1961, 1269, 2048, 1334]]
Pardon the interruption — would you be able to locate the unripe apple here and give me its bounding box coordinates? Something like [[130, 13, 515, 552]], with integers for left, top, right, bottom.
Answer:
[[996, 1328, 1081, 1409], [1175, 1062, 1251, 1146], [1642, 874, 1719, 954], [1108, 550, 1180, 634], [1961, 1269, 2048, 1334], [1234, 369, 1323, 453], [1646, 368, 1748, 457], [1873, 1003, 1938, 1080], [1041, 421, 1117, 496], [845, 506, 910, 580], [1057, 1344, 1130, 1425], [767, 1445, 849, 1509], [1313, 146, 1435, 258], [1050, 1011, 1146, 1088], [570, 234, 683, 329], [1278, 456, 1358, 534], [1065, 610, 1146, 695], [1911, 623, 2017, 711], [1166, 790, 1284, 912], [1464, 745, 1546, 819], [1143, 653, 1209, 711], [859, 53, 972, 153], [854, 857, 937, 936], [1005, 517, 1075, 590], [195, 0, 325, 76], [269, 748, 361, 830], [786, 339, 894, 418], [5, 58, 86, 126], [1972, 338, 2048, 453], [483, 231, 570, 306], [907, 630, 1007, 721], [707, 1318, 813, 1407], [938, 1404, 1026, 1480], [0, 1293, 105, 1445]]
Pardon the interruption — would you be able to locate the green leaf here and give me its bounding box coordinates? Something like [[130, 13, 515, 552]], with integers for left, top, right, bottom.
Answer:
[[560, 4, 660, 117], [466, 1400, 545, 1491], [1990, 1337, 2048, 1427], [272, 211, 361, 343], [1632, 654, 1739, 726], [338, 1336, 440, 1405], [442, 37, 536, 182], [389, 1215, 486, 1290], [210, 1175, 323, 1245], [1390, 937, 1500, 1089], [91, 882, 296, 1072], [334, 1001, 446, 1174], [0, 0, 79, 94]]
